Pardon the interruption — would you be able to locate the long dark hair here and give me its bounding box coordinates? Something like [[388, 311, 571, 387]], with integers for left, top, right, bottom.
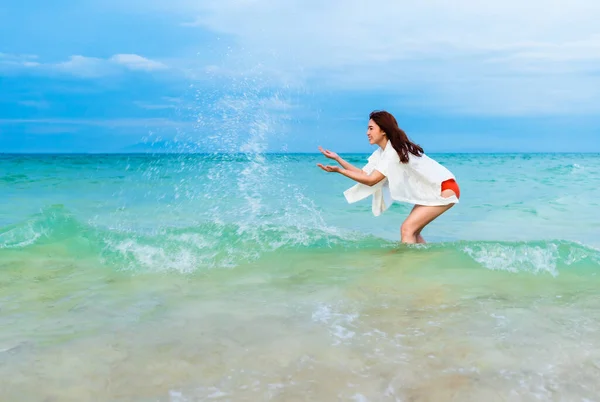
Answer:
[[369, 110, 423, 163]]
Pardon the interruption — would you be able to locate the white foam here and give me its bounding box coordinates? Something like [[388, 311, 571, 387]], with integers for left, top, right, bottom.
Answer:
[[312, 303, 358, 345], [106, 238, 206, 274], [0, 225, 42, 249], [463, 242, 559, 276]]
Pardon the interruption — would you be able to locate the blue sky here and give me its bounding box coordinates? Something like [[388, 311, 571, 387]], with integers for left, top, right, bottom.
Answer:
[[1, 0, 599, 153]]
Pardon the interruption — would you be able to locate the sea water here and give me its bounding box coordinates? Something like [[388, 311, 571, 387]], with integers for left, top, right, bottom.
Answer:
[[1, 152, 599, 401]]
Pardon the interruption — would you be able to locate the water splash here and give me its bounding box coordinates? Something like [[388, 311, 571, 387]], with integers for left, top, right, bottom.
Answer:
[[2, 206, 600, 274]]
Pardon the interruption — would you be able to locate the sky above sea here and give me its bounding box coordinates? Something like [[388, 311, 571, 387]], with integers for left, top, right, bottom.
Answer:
[[1, 1, 599, 153]]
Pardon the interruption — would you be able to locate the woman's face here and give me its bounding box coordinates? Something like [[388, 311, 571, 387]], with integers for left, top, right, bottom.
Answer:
[[366, 119, 385, 145]]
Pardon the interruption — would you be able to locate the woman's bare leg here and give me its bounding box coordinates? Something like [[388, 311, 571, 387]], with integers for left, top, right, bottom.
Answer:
[[409, 206, 427, 244], [400, 190, 456, 244]]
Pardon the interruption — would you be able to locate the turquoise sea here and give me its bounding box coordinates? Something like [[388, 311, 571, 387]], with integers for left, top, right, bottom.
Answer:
[[1, 152, 600, 401]]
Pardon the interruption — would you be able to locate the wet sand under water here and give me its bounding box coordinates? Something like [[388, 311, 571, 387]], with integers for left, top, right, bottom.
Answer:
[[1, 245, 599, 401]]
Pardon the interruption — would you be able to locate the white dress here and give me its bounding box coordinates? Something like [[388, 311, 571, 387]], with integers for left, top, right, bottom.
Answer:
[[343, 141, 459, 216]]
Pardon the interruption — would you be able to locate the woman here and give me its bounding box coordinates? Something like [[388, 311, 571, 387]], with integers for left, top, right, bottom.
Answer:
[[317, 110, 460, 244]]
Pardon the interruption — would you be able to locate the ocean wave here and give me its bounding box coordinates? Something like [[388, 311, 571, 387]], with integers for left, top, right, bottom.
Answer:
[[99, 221, 381, 272], [0, 204, 80, 249], [543, 163, 588, 175], [1, 205, 599, 274], [0, 205, 383, 272], [0, 174, 30, 184], [460, 240, 600, 276]]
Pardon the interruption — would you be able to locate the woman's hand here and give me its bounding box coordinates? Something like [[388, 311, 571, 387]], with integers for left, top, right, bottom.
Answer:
[[317, 163, 340, 173], [318, 146, 339, 161]]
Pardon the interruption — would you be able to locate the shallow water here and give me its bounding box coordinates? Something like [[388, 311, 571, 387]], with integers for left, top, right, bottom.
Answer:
[[1, 153, 600, 401]]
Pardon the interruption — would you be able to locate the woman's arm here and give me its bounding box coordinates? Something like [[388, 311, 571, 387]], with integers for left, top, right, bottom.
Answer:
[[317, 164, 386, 186], [335, 156, 363, 173], [318, 146, 363, 173], [338, 167, 386, 186]]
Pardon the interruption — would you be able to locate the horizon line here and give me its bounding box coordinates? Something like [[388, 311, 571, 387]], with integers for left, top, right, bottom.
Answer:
[[2, 151, 599, 156]]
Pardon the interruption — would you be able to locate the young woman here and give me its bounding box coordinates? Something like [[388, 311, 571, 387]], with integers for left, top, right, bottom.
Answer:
[[317, 110, 460, 244]]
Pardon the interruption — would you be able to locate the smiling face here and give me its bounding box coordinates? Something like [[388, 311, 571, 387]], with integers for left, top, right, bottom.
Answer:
[[366, 119, 386, 146]]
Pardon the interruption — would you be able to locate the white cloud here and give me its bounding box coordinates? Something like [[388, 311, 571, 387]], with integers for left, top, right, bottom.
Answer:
[[484, 35, 600, 72], [5, 1, 600, 115], [134, 97, 182, 110], [168, 0, 598, 62], [0, 118, 189, 128], [109, 54, 167, 71], [163, 0, 600, 115], [54, 55, 117, 78], [1, 53, 169, 77], [0, 53, 40, 69]]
